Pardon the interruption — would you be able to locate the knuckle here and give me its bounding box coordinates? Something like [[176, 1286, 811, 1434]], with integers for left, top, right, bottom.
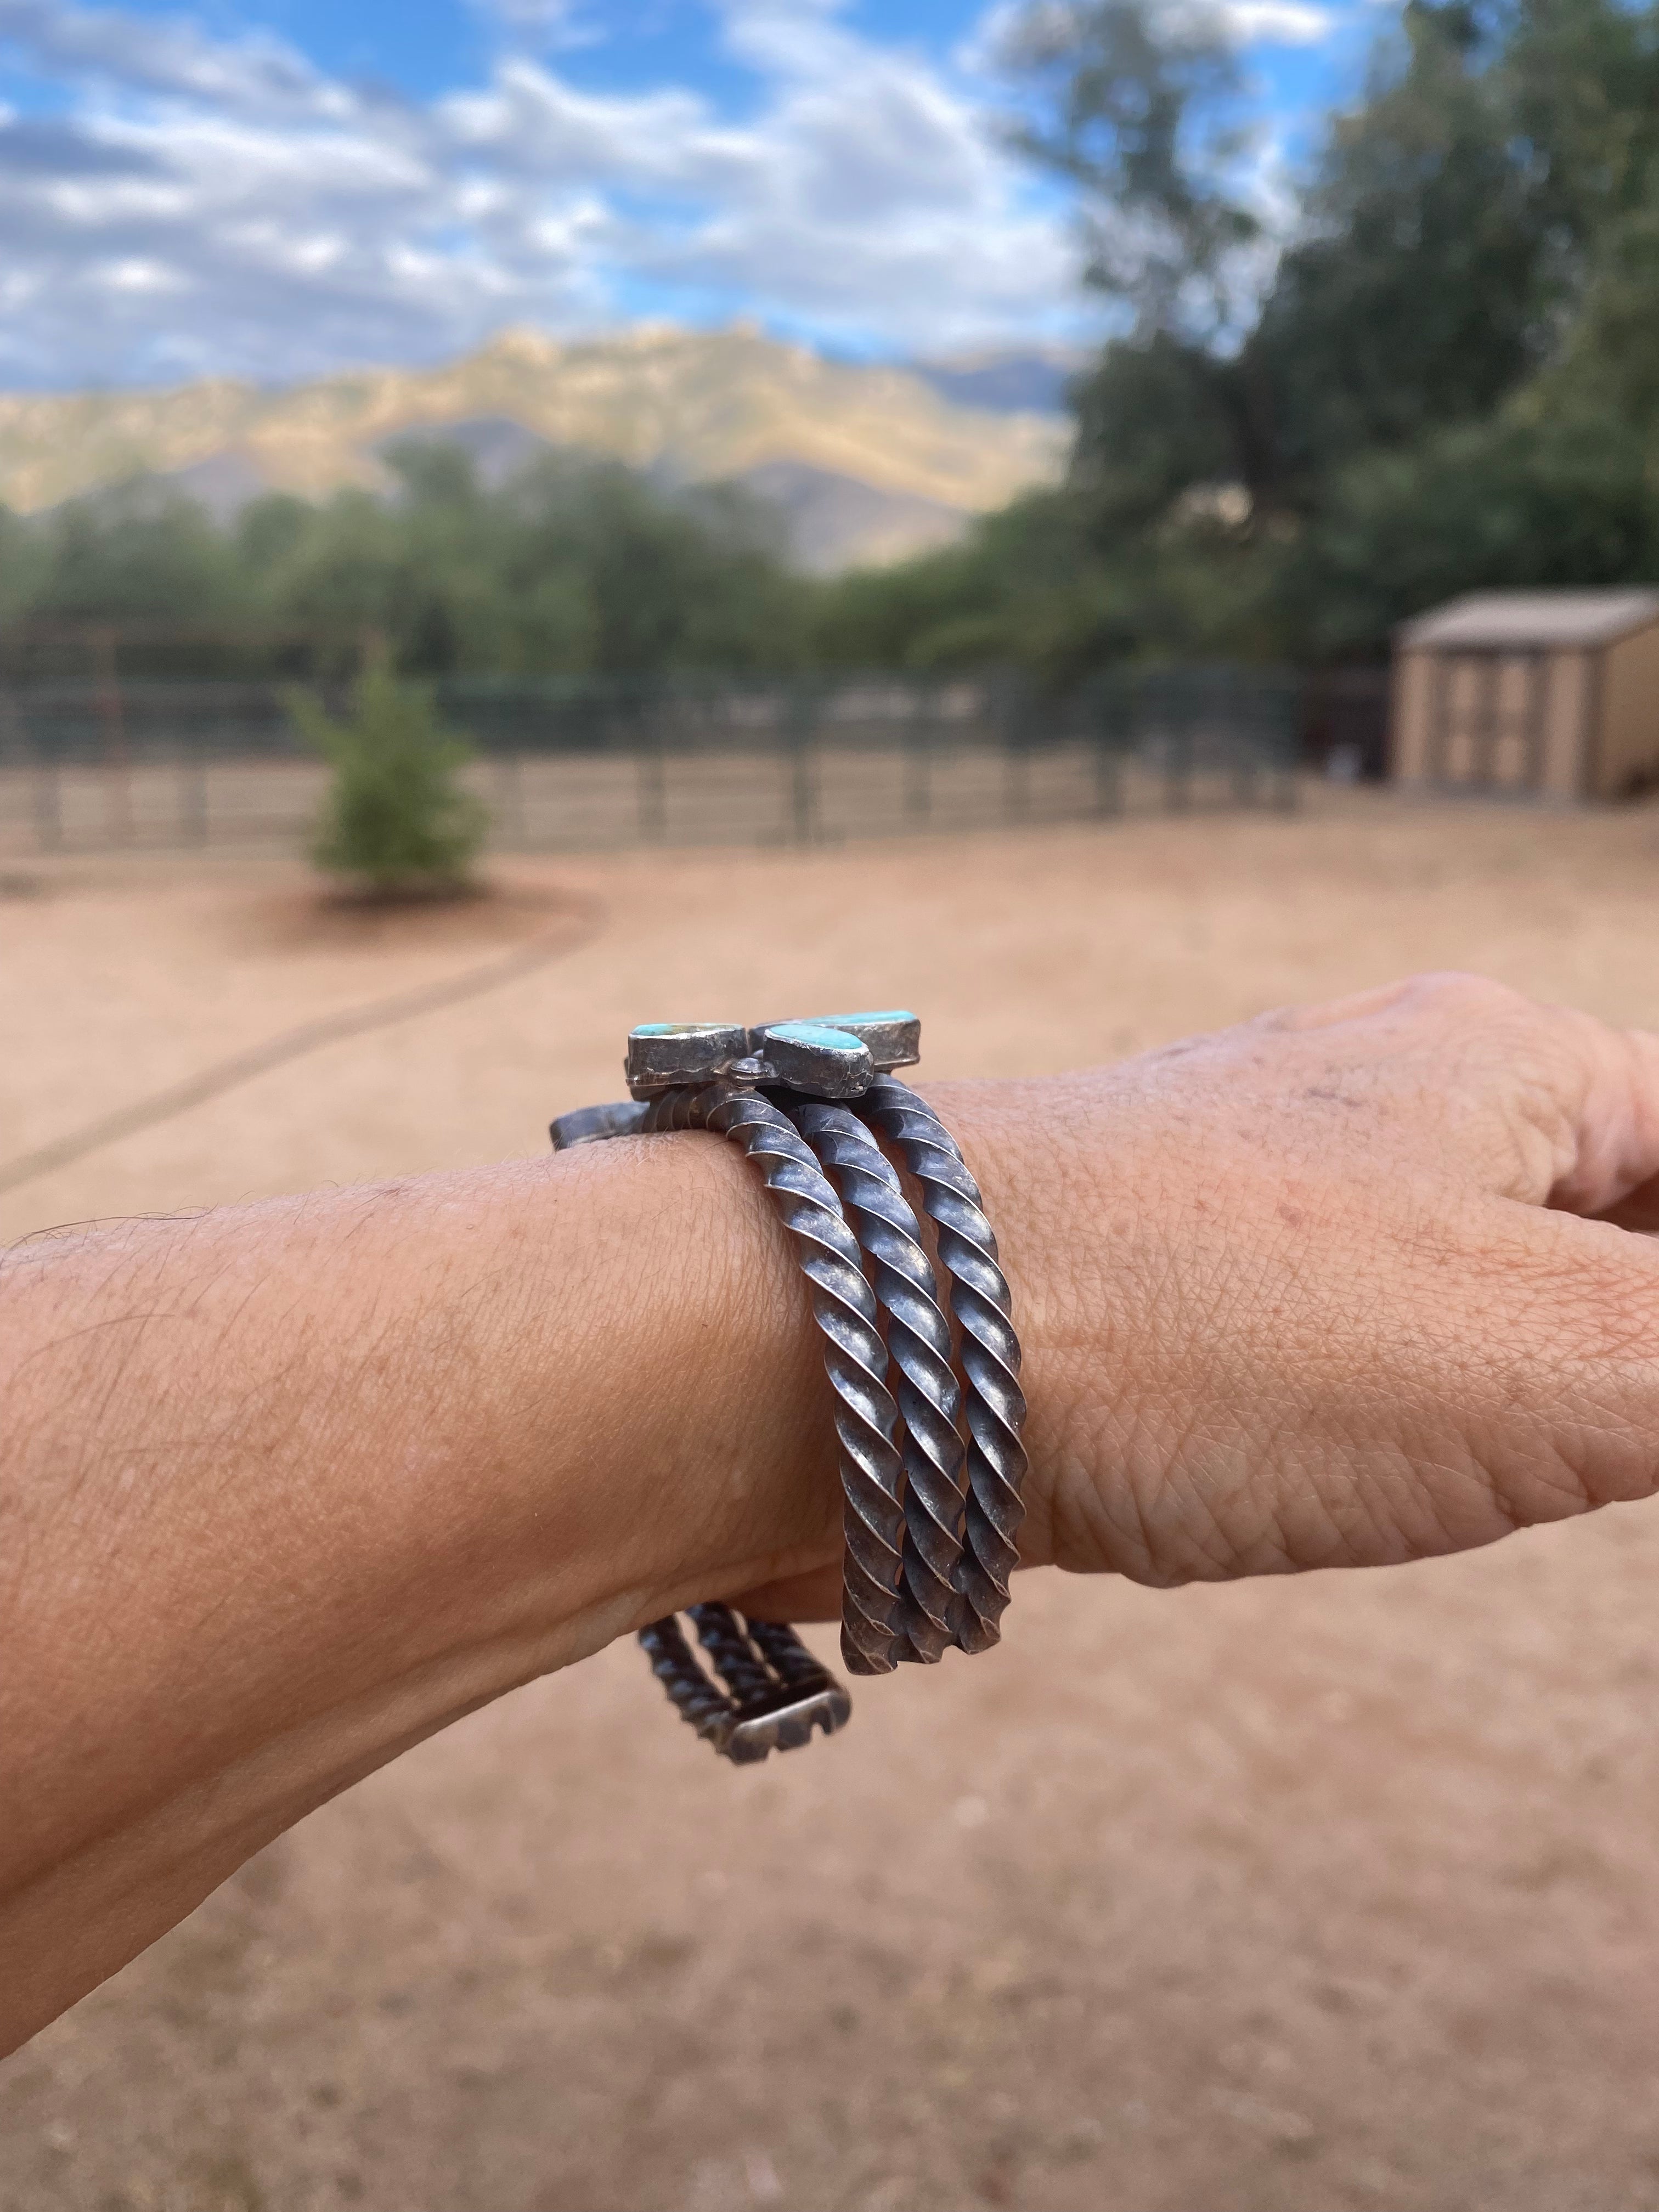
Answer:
[[1397, 969, 1529, 1020], [1250, 970, 1536, 1045]]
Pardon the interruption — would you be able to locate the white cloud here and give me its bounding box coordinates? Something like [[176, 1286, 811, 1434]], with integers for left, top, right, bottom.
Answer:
[[958, 0, 1334, 72], [0, 0, 1105, 387], [95, 254, 188, 290], [1223, 0, 1331, 42], [0, 0, 345, 116]]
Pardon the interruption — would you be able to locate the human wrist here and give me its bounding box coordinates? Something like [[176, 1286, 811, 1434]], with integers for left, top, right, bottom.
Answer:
[[549, 1070, 1053, 1650], [913, 1070, 1193, 1589], [491, 1141, 849, 1645]]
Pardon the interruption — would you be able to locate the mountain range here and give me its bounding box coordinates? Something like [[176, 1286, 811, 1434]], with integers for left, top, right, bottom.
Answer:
[[0, 325, 1076, 573]]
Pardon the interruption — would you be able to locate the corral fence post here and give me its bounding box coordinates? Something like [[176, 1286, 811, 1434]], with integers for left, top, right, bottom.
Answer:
[[1086, 672, 1127, 817], [35, 740, 63, 853], [786, 679, 819, 847], [1143, 673, 1194, 812], [1265, 669, 1302, 810], [635, 683, 669, 844], [13, 693, 67, 854], [497, 749, 527, 847], [996, 670, 1035, 826], [1228, 669, 1260, 809], [0, 684, 56, 855], [178, 727, 209, 845], [903, 683, 934, 830], [93, 627, 134, 847]]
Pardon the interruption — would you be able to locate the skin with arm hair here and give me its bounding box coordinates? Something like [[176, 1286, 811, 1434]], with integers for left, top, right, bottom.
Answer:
[[7, 972, 1659, 2050]]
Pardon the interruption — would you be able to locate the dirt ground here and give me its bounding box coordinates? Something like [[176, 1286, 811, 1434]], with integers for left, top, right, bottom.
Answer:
[[8, 788, 1659, 2211]]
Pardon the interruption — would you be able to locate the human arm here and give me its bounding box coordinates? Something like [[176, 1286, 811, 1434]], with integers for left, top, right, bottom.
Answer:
[[7, 971, 1659, 2049]]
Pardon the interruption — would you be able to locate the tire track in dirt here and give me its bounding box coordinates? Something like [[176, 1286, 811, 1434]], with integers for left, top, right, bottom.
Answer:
[[0, 894, 606, 1201]]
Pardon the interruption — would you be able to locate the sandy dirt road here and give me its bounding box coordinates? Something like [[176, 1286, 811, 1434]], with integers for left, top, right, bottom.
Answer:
[[6, 789, 1659, 2211]]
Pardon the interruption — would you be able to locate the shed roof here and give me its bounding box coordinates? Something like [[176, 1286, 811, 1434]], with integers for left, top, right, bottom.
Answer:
[[1398, 589, 1659, 651]]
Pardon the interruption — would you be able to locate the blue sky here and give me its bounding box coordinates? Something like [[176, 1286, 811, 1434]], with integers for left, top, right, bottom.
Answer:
[[0, 0, 1393, 391]]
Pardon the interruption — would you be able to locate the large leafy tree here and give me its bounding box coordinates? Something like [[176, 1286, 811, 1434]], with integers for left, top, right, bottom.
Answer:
[[1256, 1, 1554, 490], [1038, 0, 1584, 525], [1289, 415, 1659, 654], [996, 0, 1659, 660], [1000, 0, 1282, 522], [21, 482, 239, 624], [1001, 0, 1261, 343]]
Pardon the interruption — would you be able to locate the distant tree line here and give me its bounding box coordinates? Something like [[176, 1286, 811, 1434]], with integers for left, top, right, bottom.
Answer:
[[3, 0, 1657, 683], [0, 446, 815, 680]]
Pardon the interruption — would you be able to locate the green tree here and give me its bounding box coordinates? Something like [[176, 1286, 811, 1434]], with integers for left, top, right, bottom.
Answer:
[[0, 505, 47, 628], [499, 457, 808, 674], [1285, 414, 1659, 657], [1527, 199, 1659, 440], [1003, 0, 1278, 537], [292, 664, 487, 896], [981, 0, 1659, 665], [29, 482, 240, 623], [811, 490, 1160, 681], [1253, 1, 1560, 493], [1002, 0, 1260, 341], [1047, 0, 1576, 530], [1505, 0, 1659, 247]]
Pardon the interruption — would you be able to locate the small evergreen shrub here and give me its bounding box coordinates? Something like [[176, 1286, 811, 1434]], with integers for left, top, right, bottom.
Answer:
[[292, 665, 487, 896]]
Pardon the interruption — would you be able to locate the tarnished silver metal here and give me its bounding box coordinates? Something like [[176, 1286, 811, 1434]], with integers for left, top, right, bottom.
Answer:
[[783, 1100, 965, 1664], [622, 1010, 921, 1102], [750, 1020, 873, 1098], [764, 1011, 921, 1074], [639, 1606, 850, 1764], [550, 1099, 649, 1150], [643, 1080, 906, 1676], [550, 1007, 1025, 1760], [853, 1074, 1029, 1655], [689, 1605, 851, 1758], [623, 1022, 751, 1097], [637, 1613, 733, 1750]]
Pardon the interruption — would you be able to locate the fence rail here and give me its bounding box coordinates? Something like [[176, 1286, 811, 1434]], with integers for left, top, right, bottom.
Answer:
[[0, 669, 1305, 859]]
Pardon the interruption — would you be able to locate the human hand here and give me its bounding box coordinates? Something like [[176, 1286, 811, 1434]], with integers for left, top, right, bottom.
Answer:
[[737, 973, 1659, 1617]]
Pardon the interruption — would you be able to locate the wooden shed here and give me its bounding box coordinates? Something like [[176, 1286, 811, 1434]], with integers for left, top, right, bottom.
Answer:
[[1392, 589, 1659, 799]]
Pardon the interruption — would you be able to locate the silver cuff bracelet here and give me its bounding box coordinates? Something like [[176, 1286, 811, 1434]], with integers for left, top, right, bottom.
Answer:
[[550, 1013, 1027, 1762]]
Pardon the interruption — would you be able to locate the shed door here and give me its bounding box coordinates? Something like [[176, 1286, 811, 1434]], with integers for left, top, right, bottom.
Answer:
[[1427, 652, 1549, 792]]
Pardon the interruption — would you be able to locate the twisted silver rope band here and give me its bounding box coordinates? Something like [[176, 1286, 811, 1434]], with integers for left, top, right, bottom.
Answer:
[[642, 1080, 907, 1677], [782, 1099, 966, 1664], [853, 1076, 1029, 1655], [638, 1613, 741, 1753], [746, 1613, 846, 1697], [686, 1601, 780, 1708]]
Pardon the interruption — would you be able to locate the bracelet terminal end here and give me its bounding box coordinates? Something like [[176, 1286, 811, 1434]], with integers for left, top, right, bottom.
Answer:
[[639, 1609, 852, 1764], [550, 1100, 650, 1150]]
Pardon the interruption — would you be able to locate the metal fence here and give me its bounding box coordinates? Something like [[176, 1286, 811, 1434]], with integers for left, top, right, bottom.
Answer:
[[0, 668, 1303, 859]]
